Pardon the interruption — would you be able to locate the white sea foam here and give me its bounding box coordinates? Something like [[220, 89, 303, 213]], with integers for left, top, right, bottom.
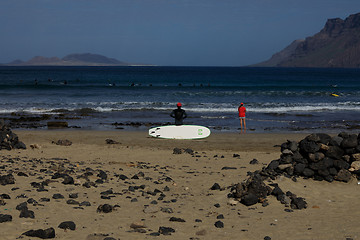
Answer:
[[0, 108, 57, 114], [200, 116, 229, 119], [1, 100, 360, 115], [249, 103, 360, 113]]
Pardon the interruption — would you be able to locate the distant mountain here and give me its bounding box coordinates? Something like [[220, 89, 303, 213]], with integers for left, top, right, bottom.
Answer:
[[7, 59, 25, 65], [62, 53, 125, 65], [254, 12, 360, 68], [4, 53, 130, 66], [26, 56, 62, 65]]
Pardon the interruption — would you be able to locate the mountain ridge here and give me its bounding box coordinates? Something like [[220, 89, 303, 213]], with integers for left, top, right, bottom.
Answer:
[[254, 12, 360, 68], [3, 53, 132, 66]]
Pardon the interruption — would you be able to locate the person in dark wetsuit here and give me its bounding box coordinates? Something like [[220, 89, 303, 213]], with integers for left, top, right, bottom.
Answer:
[[170, 102, 187, 125]]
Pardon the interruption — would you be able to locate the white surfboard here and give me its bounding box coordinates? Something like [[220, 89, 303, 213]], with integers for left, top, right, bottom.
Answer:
[[149, 125, 211, 139]]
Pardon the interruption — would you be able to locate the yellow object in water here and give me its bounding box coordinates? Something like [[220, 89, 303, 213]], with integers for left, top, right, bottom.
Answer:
[[331, 93, 339, 97]]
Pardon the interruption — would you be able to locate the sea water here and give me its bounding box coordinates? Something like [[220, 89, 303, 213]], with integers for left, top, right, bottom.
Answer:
[[0, 66, 359, 132]]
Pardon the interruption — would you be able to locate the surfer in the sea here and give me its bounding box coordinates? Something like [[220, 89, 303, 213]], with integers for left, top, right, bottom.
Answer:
[[170, 102, 187, 125], [238, 103, 246, 133]]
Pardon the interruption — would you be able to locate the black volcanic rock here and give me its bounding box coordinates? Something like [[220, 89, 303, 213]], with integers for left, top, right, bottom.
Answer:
[[0, 214, 12, 223], [0, 123, 26, 150], [263, 132, 360, 182], [158, 226, 175, 235], [97, 204, 113, 213], [169, 217, 186, 222], [325, 146, 344, 159], [230, 131, 360, 210], [22, 227, 55, 239], [210, 183, 221, 190], [62, 175, 74, 185], [0, 174, 15, 185], [233, 172, 271, 206], [241, 193, 259, 206], [291, 197, 307, 210], [335, 169, 352, 182], [341, 134, 358, 148], [19, 208, 35, 219], [58, 221, 76, 231], [214, 221, 224, 228]]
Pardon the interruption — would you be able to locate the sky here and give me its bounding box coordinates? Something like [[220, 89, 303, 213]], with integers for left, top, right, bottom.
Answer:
[[1, 0, 360, 66]]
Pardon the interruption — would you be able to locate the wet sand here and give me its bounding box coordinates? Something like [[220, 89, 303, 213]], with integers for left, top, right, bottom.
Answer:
[[1, 130, 359, 239]]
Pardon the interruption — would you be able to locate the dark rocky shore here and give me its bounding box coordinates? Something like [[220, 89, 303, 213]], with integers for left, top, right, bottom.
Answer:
[[2, 110, 360, 133], [0, 112, 168, 131]]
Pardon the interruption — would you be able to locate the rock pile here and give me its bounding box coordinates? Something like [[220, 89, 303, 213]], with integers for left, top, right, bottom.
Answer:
[[228, 171, 308, 210], [229, 132, 360, 209], [0, 120, 26, 150], [231, 172, 270, 206], [262, 132, 360, 182]]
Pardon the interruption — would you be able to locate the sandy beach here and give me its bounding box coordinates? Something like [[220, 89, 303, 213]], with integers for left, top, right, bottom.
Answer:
[[1, 130, 360, 240]]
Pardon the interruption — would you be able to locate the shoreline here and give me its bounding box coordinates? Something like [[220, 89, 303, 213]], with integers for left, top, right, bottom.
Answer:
[[2, 106, 360, 135], [13, 129, 310, 152]]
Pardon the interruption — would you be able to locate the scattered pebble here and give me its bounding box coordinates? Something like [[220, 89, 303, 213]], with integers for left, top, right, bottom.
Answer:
[[214, 221, 224, 228]]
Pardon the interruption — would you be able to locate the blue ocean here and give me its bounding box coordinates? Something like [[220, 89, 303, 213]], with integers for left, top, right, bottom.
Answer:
[[0, 66, 359, 133]]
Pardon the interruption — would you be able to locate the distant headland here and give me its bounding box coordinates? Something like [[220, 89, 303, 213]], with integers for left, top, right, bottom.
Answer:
[[1, 53, 146, 66], [254, 12, 360, 68]]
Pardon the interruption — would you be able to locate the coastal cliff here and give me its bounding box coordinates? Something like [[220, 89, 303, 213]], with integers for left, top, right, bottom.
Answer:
[[256, 12, 360, 68]]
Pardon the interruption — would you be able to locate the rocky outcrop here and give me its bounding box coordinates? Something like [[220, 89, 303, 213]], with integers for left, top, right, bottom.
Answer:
[[256, 12, 360, 68]]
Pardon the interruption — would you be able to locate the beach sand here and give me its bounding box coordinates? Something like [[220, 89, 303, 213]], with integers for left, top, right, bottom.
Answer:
[[1, 130, 360, 240]]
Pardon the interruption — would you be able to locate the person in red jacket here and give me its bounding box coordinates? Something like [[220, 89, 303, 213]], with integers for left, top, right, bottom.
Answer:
[[238, 103, 246, 133]]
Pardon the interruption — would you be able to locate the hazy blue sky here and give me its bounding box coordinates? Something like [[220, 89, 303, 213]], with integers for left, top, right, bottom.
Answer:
[[1, 0, 359, 66]]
